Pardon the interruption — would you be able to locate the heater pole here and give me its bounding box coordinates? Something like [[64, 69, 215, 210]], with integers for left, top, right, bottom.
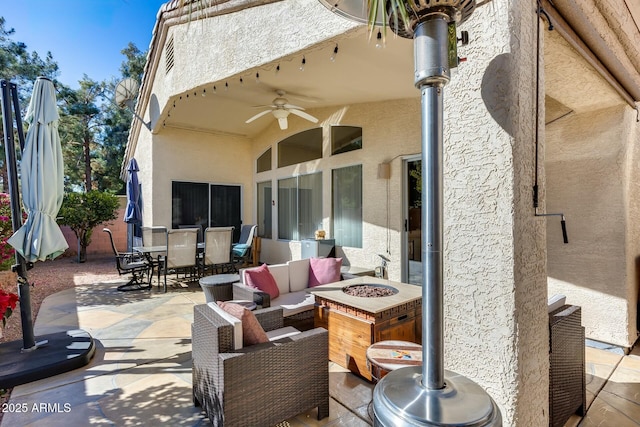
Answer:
[[422, 83, 445, 389], [414, 16, 450, 391]]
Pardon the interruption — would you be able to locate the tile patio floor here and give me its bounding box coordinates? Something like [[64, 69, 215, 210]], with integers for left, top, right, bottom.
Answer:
[[1, 276, 638, 426]]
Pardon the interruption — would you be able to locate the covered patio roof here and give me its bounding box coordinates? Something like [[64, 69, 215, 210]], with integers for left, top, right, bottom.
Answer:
[[123, 0, 640, 171]]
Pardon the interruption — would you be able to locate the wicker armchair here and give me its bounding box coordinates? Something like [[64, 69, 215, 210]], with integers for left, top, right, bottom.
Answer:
[[192, 304, 329, 426], [549, 304, 585, 427]]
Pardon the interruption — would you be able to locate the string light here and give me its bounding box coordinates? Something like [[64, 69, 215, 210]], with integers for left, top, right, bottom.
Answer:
[[299, 56, 306, 71], [213, 85, 217, 93], [202, 88, 206, 97], [225, 82, 229, 90], [330, 44, 338, 62], [239, 77, 244, 85], [375, 30, 383, 49], [276, 64, 280, 74], [255, 72, 260, 83]]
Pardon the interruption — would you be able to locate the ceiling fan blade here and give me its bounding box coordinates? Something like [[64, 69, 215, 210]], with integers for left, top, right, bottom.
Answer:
[[245, 109, 273, 124], [289, 108, 319, 123], [278, 117, 288, 130], [283, 103, 304, 110]]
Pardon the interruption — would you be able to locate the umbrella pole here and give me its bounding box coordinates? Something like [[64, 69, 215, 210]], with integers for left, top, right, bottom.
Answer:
[[1, 80, 36, 350]]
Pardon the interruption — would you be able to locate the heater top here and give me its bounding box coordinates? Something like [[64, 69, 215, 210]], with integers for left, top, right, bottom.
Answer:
[[319, 0, 476, 38]]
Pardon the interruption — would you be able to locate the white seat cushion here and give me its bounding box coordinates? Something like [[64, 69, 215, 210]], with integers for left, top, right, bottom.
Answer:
[[272, 291, 315, 317], [207, 302, 242, 349], [266, 326, 300, 341], [548, 294, 567, 313], [287, 258, 310, 292]]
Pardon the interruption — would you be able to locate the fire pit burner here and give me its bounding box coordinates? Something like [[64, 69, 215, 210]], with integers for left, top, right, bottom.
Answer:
[[342, 284, 398, 298]]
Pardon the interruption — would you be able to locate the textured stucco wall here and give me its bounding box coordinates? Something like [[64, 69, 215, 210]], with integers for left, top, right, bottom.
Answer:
[[442, 1, 548, 425], [547, 105, 640, 347], [136, 127, 253, 229]]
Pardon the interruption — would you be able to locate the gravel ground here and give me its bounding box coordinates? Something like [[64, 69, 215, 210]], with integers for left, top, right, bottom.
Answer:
[[0, 254, 121, 423]]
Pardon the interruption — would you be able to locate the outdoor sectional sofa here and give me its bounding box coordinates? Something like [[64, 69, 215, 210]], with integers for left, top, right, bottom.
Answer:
[[232, 257, 353, 330]]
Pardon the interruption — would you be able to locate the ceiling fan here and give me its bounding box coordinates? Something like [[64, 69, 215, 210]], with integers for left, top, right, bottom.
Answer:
[[245, 89, 318, 130]]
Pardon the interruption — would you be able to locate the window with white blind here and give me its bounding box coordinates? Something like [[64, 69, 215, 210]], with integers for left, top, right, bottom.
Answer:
[[278, 173, 322, 241], [332, 165, 362, 248], [257, 180, 272, 239]]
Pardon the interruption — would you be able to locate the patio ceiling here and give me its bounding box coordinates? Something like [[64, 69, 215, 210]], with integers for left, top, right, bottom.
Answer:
[[160, 30, 416, 138]]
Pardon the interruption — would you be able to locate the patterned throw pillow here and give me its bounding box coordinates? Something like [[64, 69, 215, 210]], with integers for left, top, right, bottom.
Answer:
[[217, 301, 269, 346]]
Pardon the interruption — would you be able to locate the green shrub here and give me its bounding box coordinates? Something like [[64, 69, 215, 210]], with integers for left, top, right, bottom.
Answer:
[[58, 191, 119, 263]]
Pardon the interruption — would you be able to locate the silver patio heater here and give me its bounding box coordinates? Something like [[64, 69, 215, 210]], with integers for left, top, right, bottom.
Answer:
[[318, 1, 502, 425]]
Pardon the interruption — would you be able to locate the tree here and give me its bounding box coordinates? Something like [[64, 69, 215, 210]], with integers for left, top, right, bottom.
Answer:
[[96, 43, 146, 194], [57, 77, 104, 192], [57, 191, 119, 263], [0, 16, 59, 191]]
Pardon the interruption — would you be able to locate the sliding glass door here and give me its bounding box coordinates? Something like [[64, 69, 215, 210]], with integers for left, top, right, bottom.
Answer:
[[172, 181, 242, 242]]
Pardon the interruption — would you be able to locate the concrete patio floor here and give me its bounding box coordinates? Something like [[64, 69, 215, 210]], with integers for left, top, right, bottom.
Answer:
[[1, 275, 638, 426]]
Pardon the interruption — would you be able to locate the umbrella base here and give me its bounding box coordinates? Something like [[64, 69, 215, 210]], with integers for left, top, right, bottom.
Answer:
[[0, 329, 95, 389]]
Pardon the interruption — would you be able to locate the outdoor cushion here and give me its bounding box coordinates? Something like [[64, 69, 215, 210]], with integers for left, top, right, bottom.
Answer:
[[308, 257, 343, 287], [232, 243, 250, 257], [287, 258, 310, 292], [245, 264, 280, 299], [266, 326, 301, 341], [273, 291, 316, 317], [207, 302, 242, 350], [217, 301, 269, 346]]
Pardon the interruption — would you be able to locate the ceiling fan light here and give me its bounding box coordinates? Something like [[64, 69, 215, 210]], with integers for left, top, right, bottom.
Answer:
[[272, 109, 290, 119], [278, 117, 288, 130]]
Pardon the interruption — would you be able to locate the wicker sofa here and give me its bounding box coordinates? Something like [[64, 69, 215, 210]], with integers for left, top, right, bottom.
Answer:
[[192, 303, 329, 426]]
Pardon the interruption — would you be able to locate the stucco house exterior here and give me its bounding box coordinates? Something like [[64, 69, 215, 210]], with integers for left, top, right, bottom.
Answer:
[[124, 0, 640, 424]]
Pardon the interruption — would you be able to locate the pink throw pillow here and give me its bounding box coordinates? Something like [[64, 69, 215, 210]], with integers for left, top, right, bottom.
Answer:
[[245, 264, 280, 299], [308, 257, 343, 287], [217, 301, 269, 346]]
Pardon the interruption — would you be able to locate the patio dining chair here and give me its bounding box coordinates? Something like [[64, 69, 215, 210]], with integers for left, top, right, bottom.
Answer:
[[103, 228, 152, 292], [141, 226, 168, 272], [142, 225, 168, 247], [179, 224, 203, 243], [232, 224, 257, 269], [158, 228, 199, 292], [201, 226, 234, 276]]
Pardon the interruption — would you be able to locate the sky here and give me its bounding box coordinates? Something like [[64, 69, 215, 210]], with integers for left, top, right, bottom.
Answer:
[[2, 0, 167, 88]]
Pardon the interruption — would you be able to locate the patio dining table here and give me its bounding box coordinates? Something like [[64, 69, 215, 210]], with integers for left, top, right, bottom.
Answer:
[[133, 243, 205, 285]]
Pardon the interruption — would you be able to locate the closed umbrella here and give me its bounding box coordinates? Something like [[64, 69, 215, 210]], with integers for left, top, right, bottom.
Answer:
[[124, 158, 141, 251], [8, 77, 68, 261], [124, 158, 141, 224]]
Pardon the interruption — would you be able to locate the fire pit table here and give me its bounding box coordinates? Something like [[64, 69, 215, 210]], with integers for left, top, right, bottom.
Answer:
[[309, 277, 422, 381]]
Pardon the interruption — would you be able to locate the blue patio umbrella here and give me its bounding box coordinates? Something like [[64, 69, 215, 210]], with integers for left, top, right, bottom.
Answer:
[[124, 158, 142, 251], [8, 77, 68, 262], [124, 158, 142, 225]]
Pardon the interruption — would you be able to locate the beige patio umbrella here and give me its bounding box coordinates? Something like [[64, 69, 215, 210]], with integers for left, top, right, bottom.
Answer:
[[8, 77, 68, 261]]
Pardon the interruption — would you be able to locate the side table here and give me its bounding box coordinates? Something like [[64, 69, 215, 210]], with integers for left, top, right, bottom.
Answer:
[[199, 273, 239, 303], [366, 340, 422, 383]]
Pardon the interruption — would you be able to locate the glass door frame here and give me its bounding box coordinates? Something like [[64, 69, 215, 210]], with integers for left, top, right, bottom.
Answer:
[[402, 155, 421, 284]]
